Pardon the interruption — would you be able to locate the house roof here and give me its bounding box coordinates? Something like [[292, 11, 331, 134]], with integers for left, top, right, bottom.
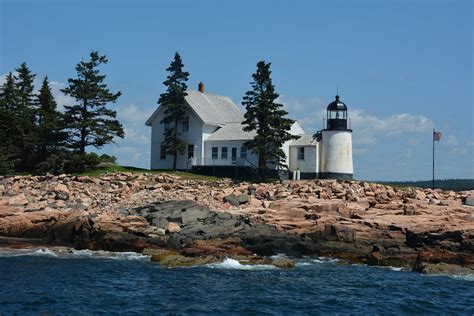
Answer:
[[145, 90, 243, 126], [205, 123, 256, 141], [290, 134, 318, 146]]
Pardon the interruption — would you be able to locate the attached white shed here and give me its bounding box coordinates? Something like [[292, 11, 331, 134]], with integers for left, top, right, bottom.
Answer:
[[289, 134, 319, 178]]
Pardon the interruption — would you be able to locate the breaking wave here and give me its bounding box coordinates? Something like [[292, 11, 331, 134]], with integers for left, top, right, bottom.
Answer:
[[0, 248, 149, 261], [206, 258, 275, 270]]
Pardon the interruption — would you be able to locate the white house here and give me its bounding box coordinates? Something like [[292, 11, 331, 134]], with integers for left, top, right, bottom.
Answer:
[[146, 83, 353, 179]]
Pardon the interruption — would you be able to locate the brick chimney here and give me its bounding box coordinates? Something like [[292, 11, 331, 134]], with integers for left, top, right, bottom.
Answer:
[[198, 81, 205, 93]]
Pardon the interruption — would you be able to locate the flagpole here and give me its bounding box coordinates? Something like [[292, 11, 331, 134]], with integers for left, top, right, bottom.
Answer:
[[432, 129, 435, 190]]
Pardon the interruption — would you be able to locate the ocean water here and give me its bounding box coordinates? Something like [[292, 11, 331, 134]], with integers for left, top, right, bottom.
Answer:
[[0, 249, 473, 315]]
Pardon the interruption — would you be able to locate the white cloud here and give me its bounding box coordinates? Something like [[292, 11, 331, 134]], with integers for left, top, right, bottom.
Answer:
[[116, 103, 152, 123], [350, 110, 433, 135], [49, 81, 75, 111], [278, 95, 434, 154], [123, 127, 149, 145]]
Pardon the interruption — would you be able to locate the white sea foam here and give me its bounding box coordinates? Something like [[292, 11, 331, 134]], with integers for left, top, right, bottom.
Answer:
[[206, 258, 275, 270], [373, 265, 406, 272], [0, 248, 59, 258], [0, 248, 149, 261], [425, 273, 474, 282], [452, 274, 474, 282], [32, 248, 59, 257], [270, 253, 288, 260], [313, 257, 339, 264], [67, 249, 149, 261]]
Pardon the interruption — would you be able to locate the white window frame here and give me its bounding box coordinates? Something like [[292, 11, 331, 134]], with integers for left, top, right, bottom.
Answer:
[[221, 147, 228, 159], [297, 147, 305, 160], [211, 147, 218, 159]]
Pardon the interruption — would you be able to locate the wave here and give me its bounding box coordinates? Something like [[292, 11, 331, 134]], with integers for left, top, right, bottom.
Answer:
[[206, 258, 276, 270], [452, 274, 474, 282], [424, 273, 474, 282], [0, 247, 150, 261]]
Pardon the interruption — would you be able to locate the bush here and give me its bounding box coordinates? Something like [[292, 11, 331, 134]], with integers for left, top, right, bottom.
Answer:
[[98, 154, 117, 164]]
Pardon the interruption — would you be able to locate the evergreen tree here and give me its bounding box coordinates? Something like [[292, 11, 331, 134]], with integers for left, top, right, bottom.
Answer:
[[61, 51, 124, 171], [242, 61, 298, 180], [36, 76, 67, 164], [0, 72, 18, 174], [14, 63, 38, 171], [158, 52, 189, 170]]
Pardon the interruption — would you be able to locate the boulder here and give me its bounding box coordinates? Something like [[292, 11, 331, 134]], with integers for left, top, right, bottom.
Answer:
[[223, 194, 250, 206], [418, 263, 474, 275], [166, 222, 181, 233], [272, 258, 295, 268]]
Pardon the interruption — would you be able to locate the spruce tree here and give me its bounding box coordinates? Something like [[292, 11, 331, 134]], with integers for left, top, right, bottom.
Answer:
[[158, 52, 189, 170], [14, 63, 37, 171], [242, 61, 298, 180], [36, 76, 66, 164], [0, 72, 18, 174], [61, 51, 124, 171], [14, 63, 38, 171]]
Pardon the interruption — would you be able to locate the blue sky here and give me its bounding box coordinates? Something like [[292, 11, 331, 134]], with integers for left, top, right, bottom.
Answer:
[[1, 0, 472, 180]]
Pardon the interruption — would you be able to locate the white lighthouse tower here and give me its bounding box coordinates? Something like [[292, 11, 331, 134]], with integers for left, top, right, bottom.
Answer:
[[319, 95, 353, 179]]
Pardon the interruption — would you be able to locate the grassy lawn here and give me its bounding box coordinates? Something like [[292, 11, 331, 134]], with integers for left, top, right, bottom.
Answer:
[[75, 165, 221, 181]]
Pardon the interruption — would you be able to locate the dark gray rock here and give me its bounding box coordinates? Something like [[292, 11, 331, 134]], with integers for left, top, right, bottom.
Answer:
[[223, 194, 240, 206], [224, 194, 250, 206], [465, 196, 474, 207]]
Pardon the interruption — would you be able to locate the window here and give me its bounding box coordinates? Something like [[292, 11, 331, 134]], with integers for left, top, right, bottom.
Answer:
[[182, 117, 189, 131], [221, 147, 228, 159], [160, 144, 166, 160], [187, 144, 194, 159], [231, 147, 237, 163], [212, 147, 218, 159], [240, 146, 247, 159], [164, 120, 172, 131], [298, 147, 305, 160]]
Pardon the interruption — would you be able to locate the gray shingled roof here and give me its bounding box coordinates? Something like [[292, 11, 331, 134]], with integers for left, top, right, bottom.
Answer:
[[290, 134, 318, 146], [145, 90, 243, 126], [205, 123, 256, 141], [185, 90, 243, 125]]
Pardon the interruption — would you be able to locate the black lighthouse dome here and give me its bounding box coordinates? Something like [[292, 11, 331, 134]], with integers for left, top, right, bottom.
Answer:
[[327, 95, 347, 111], [326, 95, 349, 130]]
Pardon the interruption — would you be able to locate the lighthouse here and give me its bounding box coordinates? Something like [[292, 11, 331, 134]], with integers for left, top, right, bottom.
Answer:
[[319, 95, 353, 179]]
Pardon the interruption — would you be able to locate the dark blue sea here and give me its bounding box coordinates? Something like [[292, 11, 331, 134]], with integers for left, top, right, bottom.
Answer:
[[0, 248, 472, 315]]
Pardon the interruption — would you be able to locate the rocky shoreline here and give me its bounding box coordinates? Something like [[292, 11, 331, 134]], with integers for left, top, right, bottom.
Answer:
[[0, 172, 473, 274]]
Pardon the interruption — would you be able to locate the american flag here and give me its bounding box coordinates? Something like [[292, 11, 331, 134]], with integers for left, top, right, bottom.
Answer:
[[433, 131, 442, 141]]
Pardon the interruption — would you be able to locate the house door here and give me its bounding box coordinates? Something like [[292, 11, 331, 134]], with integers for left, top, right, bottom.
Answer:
[[231, 147, 237, 164]]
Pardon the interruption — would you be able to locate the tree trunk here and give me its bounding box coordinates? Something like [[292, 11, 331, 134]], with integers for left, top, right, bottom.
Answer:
[[258, 152, 266, 181], [79, 100, 87, 172], [172, 118, 178, 171]]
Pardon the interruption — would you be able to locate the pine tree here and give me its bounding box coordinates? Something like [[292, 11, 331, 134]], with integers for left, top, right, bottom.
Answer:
[[36, 76, 67, 164], [14, 63, 37, 171], [61, 51, 124, 171], [0, 72, 18, 174], [242, 61, 298, 180], [158, 52, 189, 170]]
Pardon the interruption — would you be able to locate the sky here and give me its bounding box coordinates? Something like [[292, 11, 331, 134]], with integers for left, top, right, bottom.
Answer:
[[0, 0, 472, 181]]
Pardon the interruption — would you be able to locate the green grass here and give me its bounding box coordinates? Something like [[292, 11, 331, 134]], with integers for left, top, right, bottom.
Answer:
[[74, 165, 221, 181]]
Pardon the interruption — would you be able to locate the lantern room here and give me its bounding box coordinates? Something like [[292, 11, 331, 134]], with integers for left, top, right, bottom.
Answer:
[[326, 95, 348, 130]]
